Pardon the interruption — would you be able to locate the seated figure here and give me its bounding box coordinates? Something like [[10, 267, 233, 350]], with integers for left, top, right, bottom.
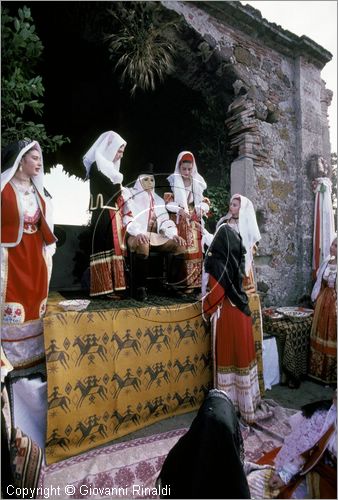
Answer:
[[125, 165, 186, 301], [165, 151, 210, 293], [156, 389, 251, 499], [269, 395, 336, 499], [247, 392, 337, 499]]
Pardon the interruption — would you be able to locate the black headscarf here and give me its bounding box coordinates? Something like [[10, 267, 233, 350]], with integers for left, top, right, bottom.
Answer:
[[204, 223, 251, 316], [1, 139, 32, 172], [301, 399, 333, 418], [157, 390, 250, 499]]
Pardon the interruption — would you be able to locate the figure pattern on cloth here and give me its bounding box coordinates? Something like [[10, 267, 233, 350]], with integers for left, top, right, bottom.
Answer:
[[43, 301, 212, 464]]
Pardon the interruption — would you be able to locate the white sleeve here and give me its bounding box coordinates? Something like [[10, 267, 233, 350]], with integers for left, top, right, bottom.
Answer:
[[160, 219, 178, 239], [200, 201, 210, 215], [122, 192, 144, 237], [126, 219, 145, 237], [122, 197, 135, 234], [166, 201, 180, 213]]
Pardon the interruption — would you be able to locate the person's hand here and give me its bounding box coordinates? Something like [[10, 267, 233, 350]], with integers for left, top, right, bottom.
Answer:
[[269, 473, 284, 489], [173, 235, 186, 247], [178, 208, 190, 220], [135, 233, 149, 245]]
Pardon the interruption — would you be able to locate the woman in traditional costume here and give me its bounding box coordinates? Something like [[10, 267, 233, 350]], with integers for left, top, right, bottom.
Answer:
[[308, 236, 337, 384], [216, 193, 261, 293], [1, 139, 56, 370], [83, 131, 130, 298], [1, 139, 56, 448], [165, 151, 210, 292], [212, 193, 271, 395], [157, 389, 251, 499], [248, 395, 337, 499], [202, 222, 262, 424]]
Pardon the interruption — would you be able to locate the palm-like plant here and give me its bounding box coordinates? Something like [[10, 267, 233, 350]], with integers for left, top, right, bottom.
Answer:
[[106, 2, 177, 95]]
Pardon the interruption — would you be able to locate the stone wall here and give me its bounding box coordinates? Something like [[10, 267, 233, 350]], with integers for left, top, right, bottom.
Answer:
[[163, 0, 333, 306]]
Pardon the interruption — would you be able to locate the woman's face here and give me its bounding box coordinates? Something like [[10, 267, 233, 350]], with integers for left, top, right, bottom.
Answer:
[[229, 198, 241, 217], [20, 148, 42, 177], [330, 238, 337, 257], [179, 161, 193, 179], [140, 175, 155, 191], [113, 144, 125, 162]]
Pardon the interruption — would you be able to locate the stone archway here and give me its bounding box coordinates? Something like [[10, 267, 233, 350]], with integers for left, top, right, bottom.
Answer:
[[27, 1, 239, 188], [25, 1, 242, 290], [19, 1, 333, 304]]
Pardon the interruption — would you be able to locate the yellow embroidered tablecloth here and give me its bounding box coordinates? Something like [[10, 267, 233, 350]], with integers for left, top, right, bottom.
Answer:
[[248, 293, 265, 395], [43, 298, 212, 464]]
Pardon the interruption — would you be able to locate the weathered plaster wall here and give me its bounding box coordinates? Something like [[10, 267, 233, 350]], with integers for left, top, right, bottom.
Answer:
[[163, 0, 333, 306]]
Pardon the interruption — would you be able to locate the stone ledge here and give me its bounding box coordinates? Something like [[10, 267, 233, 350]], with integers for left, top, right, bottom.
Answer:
[[192, 1, 332, 69]]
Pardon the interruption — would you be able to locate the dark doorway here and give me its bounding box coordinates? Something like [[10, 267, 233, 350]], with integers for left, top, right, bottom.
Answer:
[[3, 1, 239, 291], [4, 2, 235, 191]]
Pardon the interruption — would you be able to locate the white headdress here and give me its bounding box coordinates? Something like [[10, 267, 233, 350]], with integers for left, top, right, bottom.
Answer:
[[167, 151, 207, 211], [1, 140, 44, 195], [230, 194, 261, 276], [130, 175, 156, 210], [83, 131, 126, 184], [312, 177, 335, 273], [311, 234, 337, 302], [1, 140, 53, 233]]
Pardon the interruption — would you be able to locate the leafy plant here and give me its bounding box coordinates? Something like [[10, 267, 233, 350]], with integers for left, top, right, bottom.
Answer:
[[205, 183, 230, 232], [191, 95, 231, 229], [1, 5, 69, 153], [105, 2, 177, 96]]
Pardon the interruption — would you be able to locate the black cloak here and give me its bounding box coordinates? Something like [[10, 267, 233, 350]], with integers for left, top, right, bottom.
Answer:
[[157, 389, 251, 499], [204, 223, 250, 316]]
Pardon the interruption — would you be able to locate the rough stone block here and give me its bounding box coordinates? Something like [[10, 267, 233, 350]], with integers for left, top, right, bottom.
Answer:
[[271, 180, 294, 199], [230, 157, 255, 199]]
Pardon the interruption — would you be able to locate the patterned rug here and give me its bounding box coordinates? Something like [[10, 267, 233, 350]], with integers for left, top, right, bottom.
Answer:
[[37, 400, 295, 499], [38, 429, 186, 499]]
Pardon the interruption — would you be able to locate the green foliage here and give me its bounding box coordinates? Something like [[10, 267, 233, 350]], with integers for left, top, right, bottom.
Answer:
[[105, 2, 177, 96], [191, 95, 231, 227], [1, 6, 69, 153], [205, 182, 230, 230]]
